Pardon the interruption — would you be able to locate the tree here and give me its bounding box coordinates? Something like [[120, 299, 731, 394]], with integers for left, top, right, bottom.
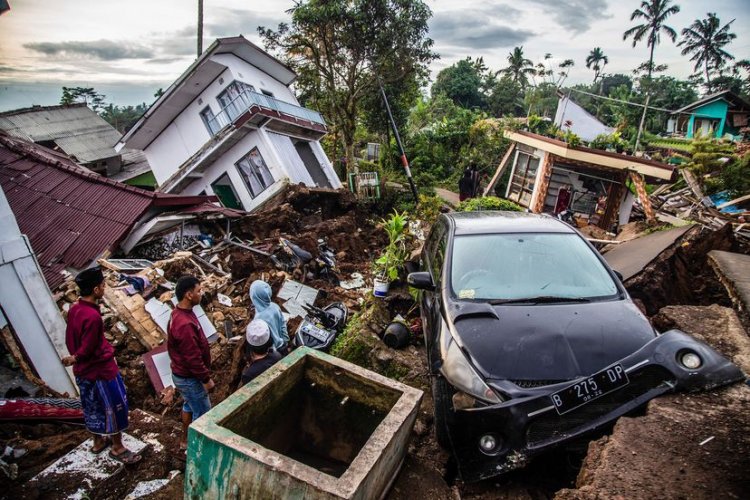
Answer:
[[259, 0, 436, 173], [585, 47, 609, 88], [485, 75, 524, 117], [623, 0, 681, 80], [431, 57, 486, 109], [678, 13, 736, 93], [60, 87, 106, 112], [501, 46, 535, 87], [600, 74, 633, 96]]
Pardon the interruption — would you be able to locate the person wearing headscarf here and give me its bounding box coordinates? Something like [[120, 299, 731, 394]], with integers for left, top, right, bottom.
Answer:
[[249, 280, 289, 353]]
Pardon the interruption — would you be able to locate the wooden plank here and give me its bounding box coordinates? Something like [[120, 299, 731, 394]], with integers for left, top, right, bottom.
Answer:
[[717, 193, 750, 210], [483, 143, 516, 196]]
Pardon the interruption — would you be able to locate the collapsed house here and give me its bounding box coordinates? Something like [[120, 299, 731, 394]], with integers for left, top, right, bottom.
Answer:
[[116, 36, 342, 212], [667, 90, 750, 141], [485, 130, 676, 231], [554, 91, 614, 142], [0, 132, 240, 393], [0, 103, 154, 188]]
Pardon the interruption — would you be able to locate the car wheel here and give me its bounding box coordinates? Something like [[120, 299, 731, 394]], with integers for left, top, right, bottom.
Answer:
[[432, 375, 453, 449]]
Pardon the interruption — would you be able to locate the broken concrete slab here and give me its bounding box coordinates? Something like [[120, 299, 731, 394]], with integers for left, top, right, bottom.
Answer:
[[557, 304, 750, 500], [124, 470, 181, 499], [28, 433, 149, 499], [186, 346, 423, 499], [603, 225, 692, 280], [708, 250, 750, 331]]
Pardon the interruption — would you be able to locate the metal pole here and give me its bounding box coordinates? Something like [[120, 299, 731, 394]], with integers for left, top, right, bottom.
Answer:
[[197, 0, 203, 57], [377, 78, 419, 207], [634, 93, 650, 153]]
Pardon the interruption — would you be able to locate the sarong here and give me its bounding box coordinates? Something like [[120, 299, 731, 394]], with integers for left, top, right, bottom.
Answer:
[[76, 373, 129, 435]]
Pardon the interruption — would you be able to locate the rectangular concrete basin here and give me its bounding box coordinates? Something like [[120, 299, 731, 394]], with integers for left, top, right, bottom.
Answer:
[[185, 346, 423, 499]]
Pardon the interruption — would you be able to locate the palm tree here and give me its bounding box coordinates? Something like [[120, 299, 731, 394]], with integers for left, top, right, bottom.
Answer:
[[502, 46, 535, 87], [585, 47, 609, 86], [623, 0, 681, 80], [679, 13, 736, 92]]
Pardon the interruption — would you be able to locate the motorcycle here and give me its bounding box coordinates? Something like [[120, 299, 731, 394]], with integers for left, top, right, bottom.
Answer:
[[270, 237, 339, 284], [294, 302, 348, 351]]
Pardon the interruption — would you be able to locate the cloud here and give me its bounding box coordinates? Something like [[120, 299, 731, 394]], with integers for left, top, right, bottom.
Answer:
[[430, 13, 534, 49], [526, 0, 611, 34], [23, 40, 154, 60], [204, 7, 289, 37]]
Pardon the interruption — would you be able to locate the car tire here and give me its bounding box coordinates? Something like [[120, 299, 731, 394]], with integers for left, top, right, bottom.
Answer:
[[432, 375, 453, 449]]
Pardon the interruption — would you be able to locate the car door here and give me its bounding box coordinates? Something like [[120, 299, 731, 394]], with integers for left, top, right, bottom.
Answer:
[[422, 221, 447, 370]]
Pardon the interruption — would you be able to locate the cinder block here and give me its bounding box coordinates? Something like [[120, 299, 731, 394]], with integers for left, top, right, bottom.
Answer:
[[185, 347, 423, 499]]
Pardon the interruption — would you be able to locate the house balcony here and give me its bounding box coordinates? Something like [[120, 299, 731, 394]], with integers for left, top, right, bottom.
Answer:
[[159, 91, 327, 194], [206, 89, 327, 140]]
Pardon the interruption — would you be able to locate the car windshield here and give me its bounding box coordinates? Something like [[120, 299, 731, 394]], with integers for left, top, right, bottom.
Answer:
[[450, 233, 619, 302]]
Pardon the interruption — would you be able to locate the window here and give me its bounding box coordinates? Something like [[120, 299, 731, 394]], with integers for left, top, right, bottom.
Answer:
[[210, 174, 242, 209], [450, 233, 618, 301], [507, 152, 540, 206], [261, 89, 274, 97], [200, 106, 220, 135], [236, 147, 274, 198], [217, 81, 255, 122]]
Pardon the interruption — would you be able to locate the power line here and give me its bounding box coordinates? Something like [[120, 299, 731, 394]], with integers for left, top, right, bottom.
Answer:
[[564, 87, 694, 115]]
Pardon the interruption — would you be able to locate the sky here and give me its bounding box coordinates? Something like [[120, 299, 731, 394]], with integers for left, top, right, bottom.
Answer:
[[0, 0, 748, 111]]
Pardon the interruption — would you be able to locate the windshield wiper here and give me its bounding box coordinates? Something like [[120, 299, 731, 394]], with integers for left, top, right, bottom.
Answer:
[[488, 296, 592, 305]]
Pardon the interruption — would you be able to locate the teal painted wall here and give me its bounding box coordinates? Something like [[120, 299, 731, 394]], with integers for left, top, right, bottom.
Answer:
[[686, 99, 729, 138]]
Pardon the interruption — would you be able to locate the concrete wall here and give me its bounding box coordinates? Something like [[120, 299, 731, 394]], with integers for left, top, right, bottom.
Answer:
[[182, 129, 287, 212], [0, 187, 77, 395], [143, 53, 337, 195]]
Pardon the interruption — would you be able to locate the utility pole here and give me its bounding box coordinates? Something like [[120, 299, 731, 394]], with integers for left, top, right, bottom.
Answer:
[[634, 93, 650, 153], [197, 0, 204, 57], [377, 78, 419, 207]]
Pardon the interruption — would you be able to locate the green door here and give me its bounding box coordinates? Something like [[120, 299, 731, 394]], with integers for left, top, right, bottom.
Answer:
[[211, 174, 242, 209]]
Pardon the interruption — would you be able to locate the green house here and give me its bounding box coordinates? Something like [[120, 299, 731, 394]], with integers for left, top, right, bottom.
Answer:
[[669, 90, 750, 140]]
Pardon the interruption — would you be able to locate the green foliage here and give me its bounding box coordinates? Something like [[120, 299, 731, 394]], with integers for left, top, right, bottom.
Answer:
[[60, 87, 106, 112], [374, 210, 411, 281], [684, 138, 736, 177], [557, 129, 582, 147], [456, 196, 523, 212], [707, 153, 750, 197], [432, 57, 486, 109], [414, 194, 443, 225], [330, 313, 370, 366], [100, 103, 148, 133], [258, 0, 436, 172], [590, 131, 627, 151]]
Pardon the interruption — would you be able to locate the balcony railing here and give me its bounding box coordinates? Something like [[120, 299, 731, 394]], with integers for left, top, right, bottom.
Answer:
[[206, 90, 326, 135]]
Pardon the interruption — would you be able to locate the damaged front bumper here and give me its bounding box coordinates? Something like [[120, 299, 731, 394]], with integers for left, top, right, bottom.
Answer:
[[447, 330, 745, 483]]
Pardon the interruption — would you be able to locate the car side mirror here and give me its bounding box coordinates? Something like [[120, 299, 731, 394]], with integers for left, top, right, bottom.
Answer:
[[614, 270, 624, 281], [407, 272, 434, 291]]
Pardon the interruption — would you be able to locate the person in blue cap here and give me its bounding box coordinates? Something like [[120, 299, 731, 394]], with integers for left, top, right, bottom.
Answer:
[[249, 280, 289, 354]]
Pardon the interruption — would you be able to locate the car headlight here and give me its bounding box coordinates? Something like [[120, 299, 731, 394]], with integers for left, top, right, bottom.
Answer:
[[442, 339, 502, 404]]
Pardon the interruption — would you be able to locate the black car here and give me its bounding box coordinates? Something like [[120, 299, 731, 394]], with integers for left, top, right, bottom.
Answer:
[[407, 211, 744, 482]]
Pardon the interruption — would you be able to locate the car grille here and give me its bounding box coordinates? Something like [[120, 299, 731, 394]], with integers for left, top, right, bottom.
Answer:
[[525, 366, 673, 447], [511, 379, 569, 389]]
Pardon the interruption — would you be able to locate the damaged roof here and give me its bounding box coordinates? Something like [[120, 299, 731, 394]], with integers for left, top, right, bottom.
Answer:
[[0, 103, 123, 164], [0, 132, 222, 289]]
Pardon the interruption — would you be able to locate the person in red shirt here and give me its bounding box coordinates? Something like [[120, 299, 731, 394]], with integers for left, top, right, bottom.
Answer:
[[168, 275, 214, 451], [62, 267, 142, 464]]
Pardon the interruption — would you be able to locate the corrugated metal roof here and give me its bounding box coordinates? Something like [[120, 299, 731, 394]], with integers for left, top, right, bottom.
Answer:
[[0, 133, 223, 289], [0, 103, 122, 164]]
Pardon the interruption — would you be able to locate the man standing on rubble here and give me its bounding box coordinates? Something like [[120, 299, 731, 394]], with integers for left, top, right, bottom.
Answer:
[[168, 276, 214, 452], [62, 267, 142, 465], [250, 280, 289, 354]]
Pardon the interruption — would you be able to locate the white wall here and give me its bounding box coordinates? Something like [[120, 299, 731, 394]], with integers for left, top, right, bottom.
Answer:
[[181, 130, 287, 211], [0, 186, 77, 395], [555, 95, 614, 142], [212, 54, 299, 104]]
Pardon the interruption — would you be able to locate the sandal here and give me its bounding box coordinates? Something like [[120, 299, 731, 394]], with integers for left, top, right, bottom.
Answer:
[[109, 448, 143, 465], [91, 438, 112, 454]]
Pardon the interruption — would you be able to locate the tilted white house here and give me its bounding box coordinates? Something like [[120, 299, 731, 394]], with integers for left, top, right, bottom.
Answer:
[[116, 36, 341, 211]]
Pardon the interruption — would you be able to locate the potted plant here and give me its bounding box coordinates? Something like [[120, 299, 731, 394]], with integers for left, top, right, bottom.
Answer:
[[373, 210, 409, 297]]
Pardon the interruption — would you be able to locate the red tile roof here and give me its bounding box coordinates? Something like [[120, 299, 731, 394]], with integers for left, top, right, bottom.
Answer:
[[0, 132, 222, 289]]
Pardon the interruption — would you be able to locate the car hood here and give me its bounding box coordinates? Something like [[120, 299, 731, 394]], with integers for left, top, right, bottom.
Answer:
[[447, 299, 656, 381]]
